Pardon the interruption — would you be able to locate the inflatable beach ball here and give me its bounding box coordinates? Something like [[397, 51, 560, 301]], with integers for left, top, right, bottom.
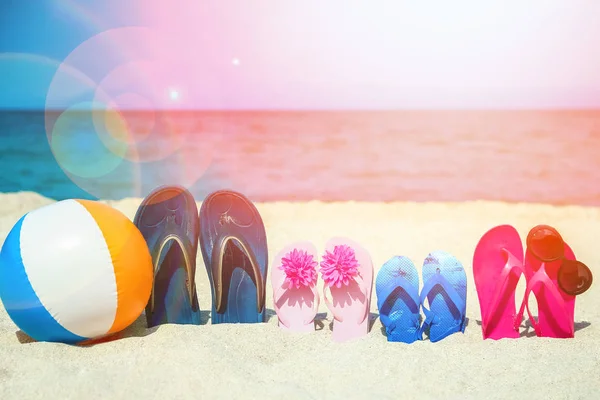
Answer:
[[0, 199, 153, 344]]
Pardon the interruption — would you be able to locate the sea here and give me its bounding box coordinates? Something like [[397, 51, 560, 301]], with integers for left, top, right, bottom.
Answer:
[[1, 109, 600, 205]]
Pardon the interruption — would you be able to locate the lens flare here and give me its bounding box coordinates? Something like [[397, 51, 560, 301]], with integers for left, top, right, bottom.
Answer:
[[49, 101, 128, 179], [43, 26, 217, 199], [91, 60, 183, 163], [106, 93, 155, 144]]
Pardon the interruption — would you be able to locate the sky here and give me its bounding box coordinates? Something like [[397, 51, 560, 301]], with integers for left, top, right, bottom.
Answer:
[[1, 0, 600, 109]]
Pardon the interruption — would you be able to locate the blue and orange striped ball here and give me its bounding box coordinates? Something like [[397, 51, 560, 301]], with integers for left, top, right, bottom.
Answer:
[[0, 199, 153, 344]]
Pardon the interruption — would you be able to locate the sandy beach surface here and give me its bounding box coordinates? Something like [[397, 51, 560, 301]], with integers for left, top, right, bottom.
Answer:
[[0, 192, 598, 400]]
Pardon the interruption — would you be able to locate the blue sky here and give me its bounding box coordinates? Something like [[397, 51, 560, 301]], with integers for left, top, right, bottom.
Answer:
[[0, 0, 135, 109], [2, 1, 600, 110]]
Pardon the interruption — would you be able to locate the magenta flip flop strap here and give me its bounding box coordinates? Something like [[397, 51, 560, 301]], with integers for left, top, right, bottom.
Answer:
[[515, 265, 574, 336], [482, 249, 524, 336]]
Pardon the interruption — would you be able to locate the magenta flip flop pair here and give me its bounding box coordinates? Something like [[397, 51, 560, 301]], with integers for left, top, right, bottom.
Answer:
[[271, 237, 374, 342], [474, 225, 593, 339]]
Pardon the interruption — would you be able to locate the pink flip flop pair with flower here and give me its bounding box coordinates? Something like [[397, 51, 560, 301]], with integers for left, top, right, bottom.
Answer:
[[271, 237, 374, 342]]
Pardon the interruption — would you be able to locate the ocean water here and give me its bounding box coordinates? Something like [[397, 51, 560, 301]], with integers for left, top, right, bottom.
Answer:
[[1, 109, 600, 205]]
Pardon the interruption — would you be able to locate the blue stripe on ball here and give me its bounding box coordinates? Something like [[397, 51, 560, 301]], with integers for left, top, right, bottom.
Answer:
[[0, 214, 87, 344]]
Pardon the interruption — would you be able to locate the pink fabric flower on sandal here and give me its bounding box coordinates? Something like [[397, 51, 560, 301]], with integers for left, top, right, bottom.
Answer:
[[279, 248, 318, 289], [320, 245, 360, 288]]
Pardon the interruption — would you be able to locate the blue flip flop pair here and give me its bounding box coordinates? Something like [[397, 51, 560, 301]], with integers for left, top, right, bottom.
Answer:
[[376, 251, 467, 343], [134, 186, 268, 328]]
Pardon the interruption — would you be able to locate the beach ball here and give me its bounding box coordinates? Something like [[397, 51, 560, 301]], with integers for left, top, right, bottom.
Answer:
[[0, 199, 153, 344]]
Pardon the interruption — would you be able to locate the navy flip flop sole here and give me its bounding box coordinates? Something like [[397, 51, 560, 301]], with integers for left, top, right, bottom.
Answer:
[[134, 185, 201, 327], [200, 190, 268, 324]]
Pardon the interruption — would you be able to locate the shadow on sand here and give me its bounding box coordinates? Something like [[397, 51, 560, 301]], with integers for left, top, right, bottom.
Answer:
[[474, 319, 591, 338], [378, 317, 471, 338], [15, 309, 214, 346]]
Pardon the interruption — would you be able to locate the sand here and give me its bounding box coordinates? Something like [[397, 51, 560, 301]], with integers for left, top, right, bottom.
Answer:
[[0, 192, 598, 400]]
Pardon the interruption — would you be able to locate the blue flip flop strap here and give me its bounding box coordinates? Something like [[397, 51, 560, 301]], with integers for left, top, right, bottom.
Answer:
[[419, 273, 465, 331], [385, 313, 423, 342], [380, 312, 421, 333], [377, 275, 420, 313], [377, 276, 422, 340]]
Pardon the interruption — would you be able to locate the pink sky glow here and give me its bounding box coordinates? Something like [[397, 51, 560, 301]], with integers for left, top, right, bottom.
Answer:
[[49, 0, 600, 109]]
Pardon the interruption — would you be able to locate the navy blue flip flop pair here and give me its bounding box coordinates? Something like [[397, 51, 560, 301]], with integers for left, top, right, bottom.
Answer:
[[376, 251, 467, 343], [133, 186, 268, 328]]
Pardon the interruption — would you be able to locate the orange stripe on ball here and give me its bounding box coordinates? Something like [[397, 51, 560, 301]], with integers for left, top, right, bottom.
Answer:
[[76, 200, 153, 334]]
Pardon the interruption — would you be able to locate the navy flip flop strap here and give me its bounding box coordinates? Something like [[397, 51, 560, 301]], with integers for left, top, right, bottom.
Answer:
[[145, 215, 197, 312], [148, 215, 196, 271], [152, 210, 195, 248], [419, 272, 466, 332], [137, 191, 198, 266], [211, 230, 265, 314]]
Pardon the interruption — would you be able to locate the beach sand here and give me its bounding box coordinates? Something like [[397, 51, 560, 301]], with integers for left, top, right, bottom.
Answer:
[[0, 192, 598, 399]]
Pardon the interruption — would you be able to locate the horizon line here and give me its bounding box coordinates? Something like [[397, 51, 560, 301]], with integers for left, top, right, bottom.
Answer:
[[2, 107, 600, 113]]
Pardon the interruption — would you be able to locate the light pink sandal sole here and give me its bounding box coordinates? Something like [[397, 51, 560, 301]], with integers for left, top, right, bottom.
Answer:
[[272, 241, 320, 333], [322, 237, 374, 343]]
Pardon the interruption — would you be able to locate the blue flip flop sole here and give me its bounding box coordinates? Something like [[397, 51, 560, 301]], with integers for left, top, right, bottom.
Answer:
[[376, 256, 422, 343], [421, 250, 467, 342]]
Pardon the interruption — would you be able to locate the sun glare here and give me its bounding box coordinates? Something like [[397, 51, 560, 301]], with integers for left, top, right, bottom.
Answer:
[[169, 89, 179, 101]]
